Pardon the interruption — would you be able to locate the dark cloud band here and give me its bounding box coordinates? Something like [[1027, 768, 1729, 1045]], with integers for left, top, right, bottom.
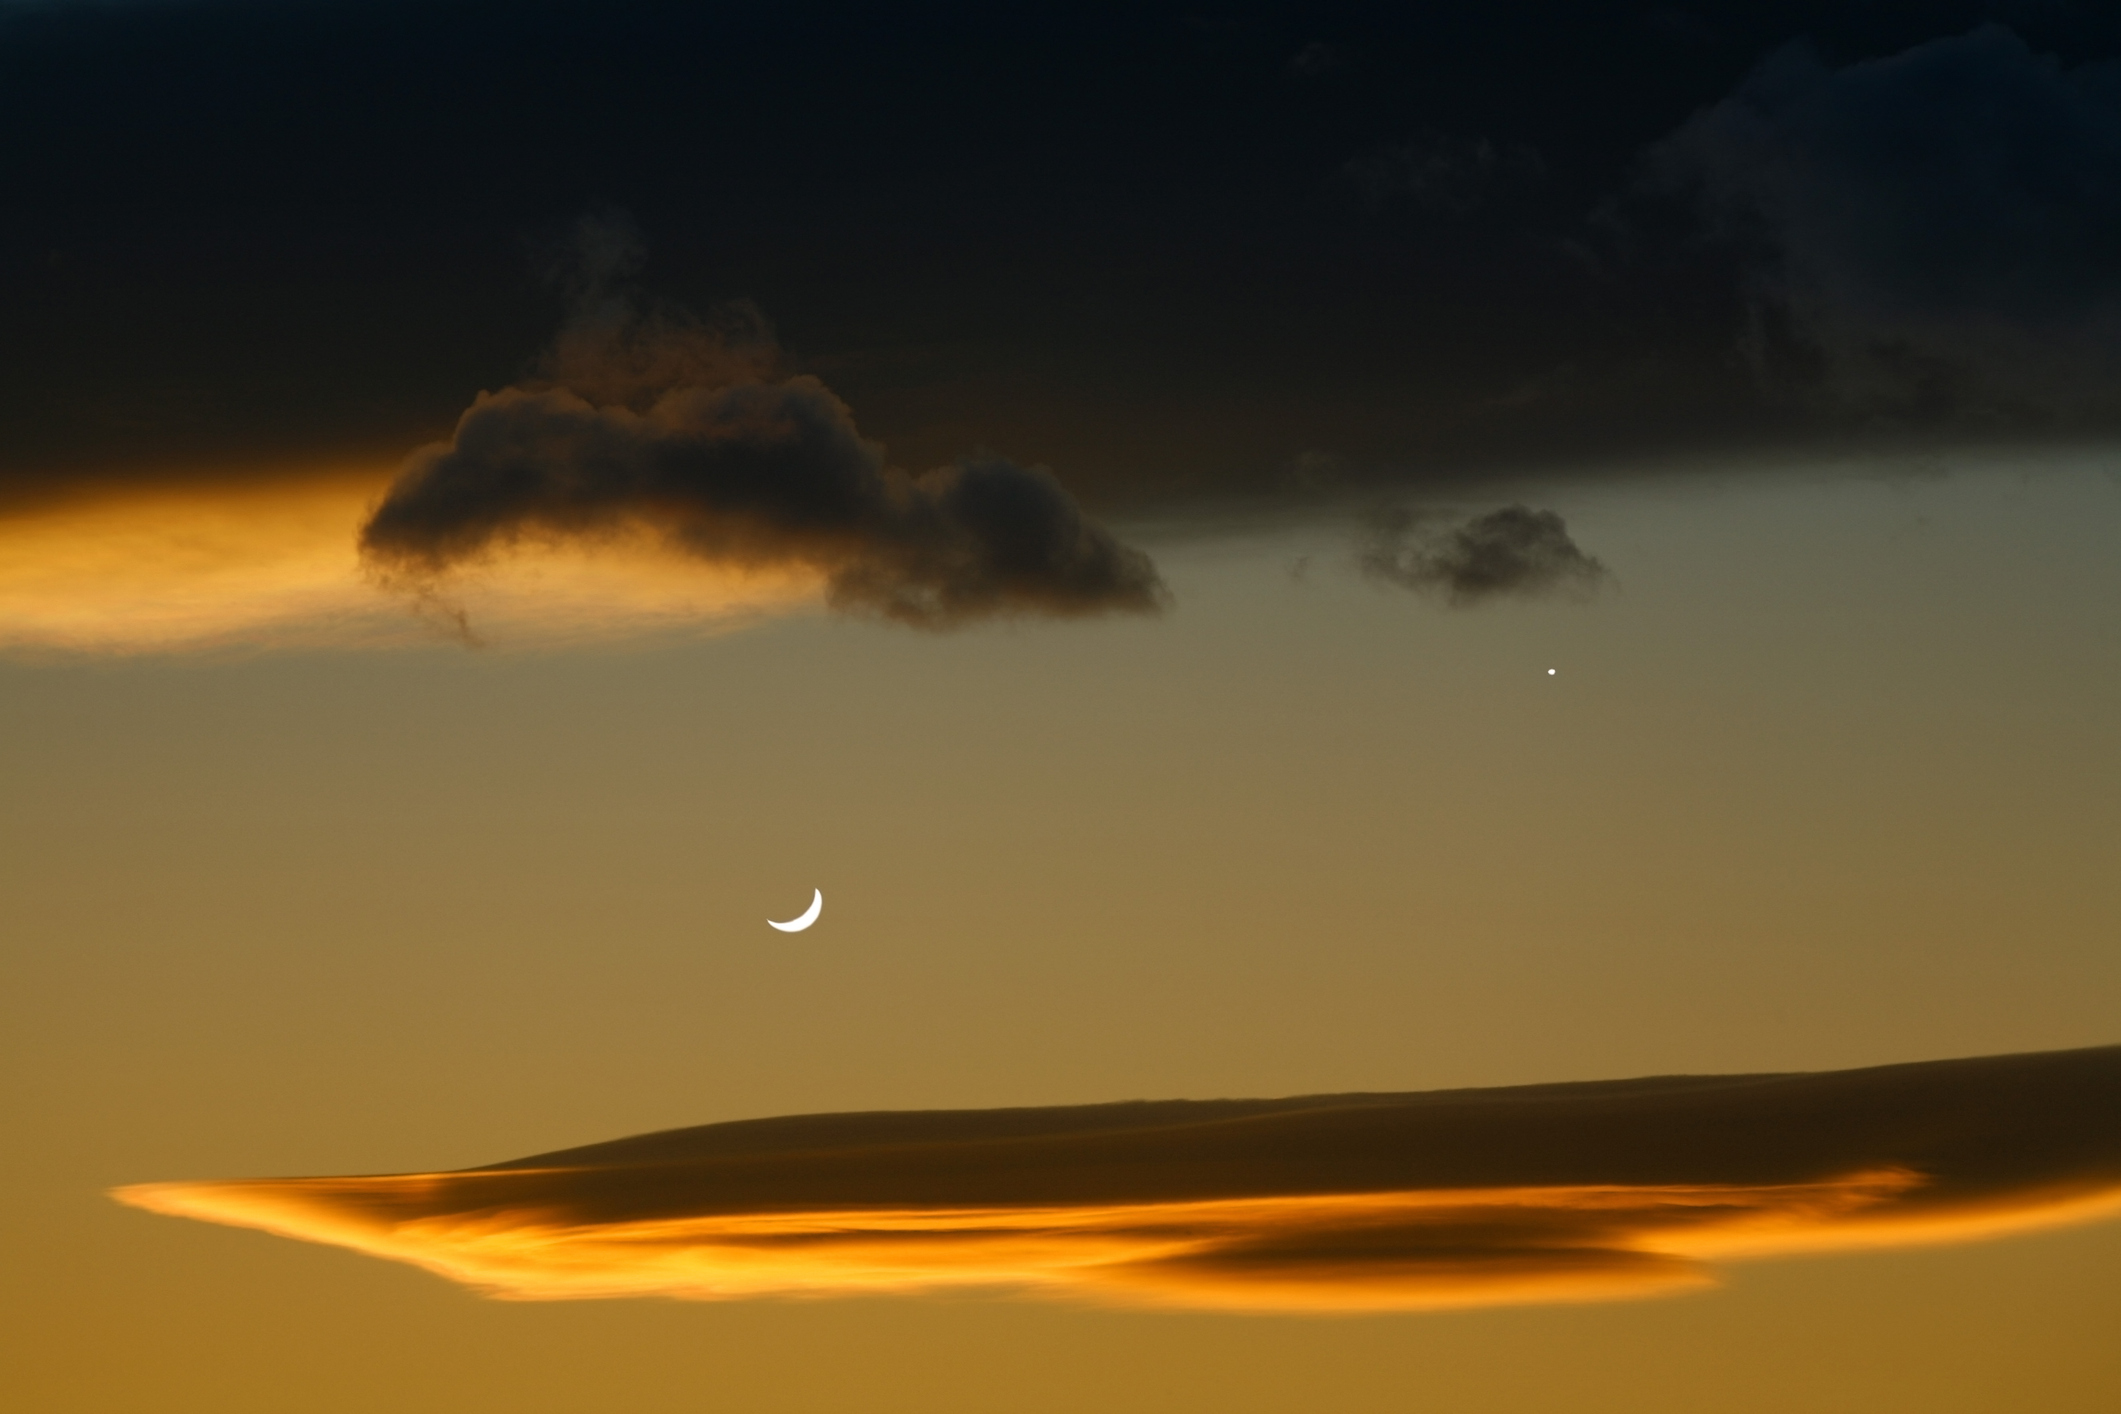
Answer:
[[20, 6, 2121, 500]]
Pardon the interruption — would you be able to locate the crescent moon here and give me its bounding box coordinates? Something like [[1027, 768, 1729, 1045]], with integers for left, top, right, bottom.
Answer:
[[768, 889, 822, 932]]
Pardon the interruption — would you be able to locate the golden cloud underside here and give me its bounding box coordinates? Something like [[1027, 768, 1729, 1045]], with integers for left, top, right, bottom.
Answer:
[[116, 1045, 2121, 1311], [0, 473, 818, 653]]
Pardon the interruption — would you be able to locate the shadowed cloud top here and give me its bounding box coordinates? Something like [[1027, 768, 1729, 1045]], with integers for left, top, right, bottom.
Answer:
[[116, 1044, 2121, 1312]]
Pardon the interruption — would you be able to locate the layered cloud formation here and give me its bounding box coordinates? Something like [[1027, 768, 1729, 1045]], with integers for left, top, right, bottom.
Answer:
[[117, 1045, 2121, 1312]]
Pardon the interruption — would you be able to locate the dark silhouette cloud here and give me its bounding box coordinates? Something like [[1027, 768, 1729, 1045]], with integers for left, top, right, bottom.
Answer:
[[1650, 25, 2121, 421], [1361, 505, 1608, 605], [115, 1045, 2121, 1312], [358, 218, 1165, 630]]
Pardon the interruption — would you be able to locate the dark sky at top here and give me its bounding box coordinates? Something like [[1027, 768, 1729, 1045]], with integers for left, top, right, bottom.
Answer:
[[10, 0, 2121, 506]]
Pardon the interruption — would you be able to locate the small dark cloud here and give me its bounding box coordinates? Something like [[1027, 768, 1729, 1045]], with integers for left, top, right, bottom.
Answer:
[[115, 1045, 2121, 1311], [1362, 505, 1608, 605], [358, 216, 1165, 631], [1648, 25, 2121, 423]]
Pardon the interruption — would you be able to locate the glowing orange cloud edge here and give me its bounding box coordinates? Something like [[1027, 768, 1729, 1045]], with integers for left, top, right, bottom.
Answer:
[[112, 1168, 2121, 1313], [0, 471, 821, 654]]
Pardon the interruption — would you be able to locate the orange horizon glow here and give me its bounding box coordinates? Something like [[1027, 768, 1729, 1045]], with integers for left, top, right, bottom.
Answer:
[[112, 1167, 2121, 1313], [0, 469, 821, 655]]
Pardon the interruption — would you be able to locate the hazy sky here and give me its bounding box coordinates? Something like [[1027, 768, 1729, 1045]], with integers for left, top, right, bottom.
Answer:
[[5, 3, 2120, 1412]]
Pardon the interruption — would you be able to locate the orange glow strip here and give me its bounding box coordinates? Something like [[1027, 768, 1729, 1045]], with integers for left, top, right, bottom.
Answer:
[[0, 471, 818, 654], [114, 1167, 2121, 1312]]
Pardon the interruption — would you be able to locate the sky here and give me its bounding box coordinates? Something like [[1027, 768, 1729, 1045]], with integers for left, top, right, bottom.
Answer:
[[4, 3, 2121, 1412]]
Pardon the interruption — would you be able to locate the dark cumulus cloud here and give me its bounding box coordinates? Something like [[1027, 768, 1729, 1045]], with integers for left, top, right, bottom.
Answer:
[[359, 217, 1164, 629], [1361, 505, 1608, 605], [1650, 24, 2121, 422], [115, 1045, 2121, 1311]]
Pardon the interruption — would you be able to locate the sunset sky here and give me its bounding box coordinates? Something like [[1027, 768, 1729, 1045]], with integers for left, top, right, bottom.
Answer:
[[5, 3, 2121, 1412]]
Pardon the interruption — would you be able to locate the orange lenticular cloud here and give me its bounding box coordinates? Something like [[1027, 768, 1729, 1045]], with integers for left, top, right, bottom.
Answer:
[[0, 470, 820, 655], [115, 1045, 2121, 1313]]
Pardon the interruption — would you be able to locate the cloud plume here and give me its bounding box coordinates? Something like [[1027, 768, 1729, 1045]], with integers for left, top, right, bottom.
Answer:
[[115, 1045, 2121, 1313], [1361, 505, 1608, 604], [359, 217, 1164, 630]]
